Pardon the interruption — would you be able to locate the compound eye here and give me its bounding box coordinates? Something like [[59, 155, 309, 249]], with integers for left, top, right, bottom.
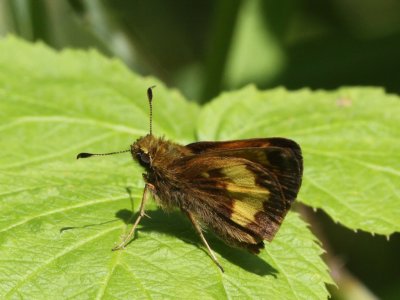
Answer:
[[136, 150, 150, 167]]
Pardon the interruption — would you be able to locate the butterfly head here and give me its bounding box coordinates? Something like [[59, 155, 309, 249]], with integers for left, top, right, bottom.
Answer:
[[131, 134, 157, 168]]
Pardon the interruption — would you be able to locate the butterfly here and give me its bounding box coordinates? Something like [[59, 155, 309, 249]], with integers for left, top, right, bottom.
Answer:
[[77, 87, 303, 272]]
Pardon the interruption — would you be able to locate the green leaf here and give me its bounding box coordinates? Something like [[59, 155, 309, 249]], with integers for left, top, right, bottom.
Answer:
[[198, 86, 400, 236], [0, 36, 331, 299]]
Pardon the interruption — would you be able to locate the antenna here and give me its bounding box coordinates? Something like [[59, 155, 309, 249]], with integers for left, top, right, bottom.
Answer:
[[147, 85, 156, 135], [77, 149, 130, 159], [76, 86, 156, 160]]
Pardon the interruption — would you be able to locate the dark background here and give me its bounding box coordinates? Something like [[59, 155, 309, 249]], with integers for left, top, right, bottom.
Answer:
[[1, 0, 399, 298]]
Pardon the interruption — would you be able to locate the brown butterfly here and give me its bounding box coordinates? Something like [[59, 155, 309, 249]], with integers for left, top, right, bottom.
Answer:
[[77, 87, 303, 272]]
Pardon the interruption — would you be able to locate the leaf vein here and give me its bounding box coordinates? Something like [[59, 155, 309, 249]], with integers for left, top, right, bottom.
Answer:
[[5, 225, 121, 298]]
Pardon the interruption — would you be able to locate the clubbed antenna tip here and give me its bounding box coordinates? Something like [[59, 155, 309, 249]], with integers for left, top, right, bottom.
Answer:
[[147, 85, 156, 135], [77, 152, 95, 159]]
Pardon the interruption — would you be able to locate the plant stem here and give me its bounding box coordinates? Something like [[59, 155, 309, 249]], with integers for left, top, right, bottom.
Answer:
[[200, 0, 241, 103]]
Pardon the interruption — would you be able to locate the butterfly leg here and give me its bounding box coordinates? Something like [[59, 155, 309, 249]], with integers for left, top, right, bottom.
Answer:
[[186, 211, 224, 273], [112, 183, 154, 251]]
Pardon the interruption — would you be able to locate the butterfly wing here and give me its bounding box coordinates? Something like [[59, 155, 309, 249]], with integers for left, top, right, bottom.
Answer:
[[173, 139, 302, 252], [186, 137, 303, 195], [187, 137, 300, 157], [187, 138, 303, 216]]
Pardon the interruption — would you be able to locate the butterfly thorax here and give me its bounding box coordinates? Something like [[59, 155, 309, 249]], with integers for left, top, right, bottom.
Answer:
[[130, 134, 193, 209]]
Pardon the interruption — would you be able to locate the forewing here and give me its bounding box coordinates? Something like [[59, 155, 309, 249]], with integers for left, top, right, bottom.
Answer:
[[187, 137, 301, 165], [175, 143, 302, 243], [187, 137, 303, 190]]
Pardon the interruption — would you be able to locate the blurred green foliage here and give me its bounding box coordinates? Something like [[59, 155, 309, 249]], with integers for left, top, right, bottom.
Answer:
[[1, 0, 400, 102], [1, 1, 399, 299]]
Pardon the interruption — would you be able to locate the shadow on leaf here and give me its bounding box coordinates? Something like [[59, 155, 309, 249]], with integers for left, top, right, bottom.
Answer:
[[60, 219, 119, 233], [115, 208, 277, 277], [60, 187, 135, 234]]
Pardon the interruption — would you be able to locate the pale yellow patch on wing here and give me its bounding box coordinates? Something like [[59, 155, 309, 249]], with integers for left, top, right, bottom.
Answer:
[[222, 164, 270, 227], [231, 198, 265, 227], [225, 182, 269, 197], [200, 172, 210, 178], [221, 165, 255, 186]]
